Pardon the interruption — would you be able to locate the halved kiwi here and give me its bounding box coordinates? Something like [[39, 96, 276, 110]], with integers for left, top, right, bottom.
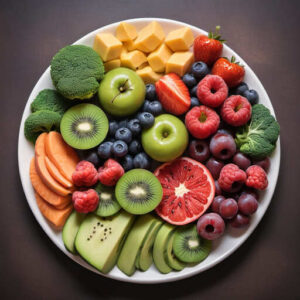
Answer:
[[173, 225, 211, 263], [115, 169, 163, 215], [60, 103, 108, 149], [94, 183, 121, 217]]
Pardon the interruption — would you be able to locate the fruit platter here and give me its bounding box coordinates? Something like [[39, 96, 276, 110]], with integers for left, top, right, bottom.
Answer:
[[18, 18, 280, 283]]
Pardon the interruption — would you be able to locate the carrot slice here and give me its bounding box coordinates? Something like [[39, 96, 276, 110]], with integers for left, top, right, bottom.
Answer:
[[45, 131, 79, 182], [35, 192, 73, 228]]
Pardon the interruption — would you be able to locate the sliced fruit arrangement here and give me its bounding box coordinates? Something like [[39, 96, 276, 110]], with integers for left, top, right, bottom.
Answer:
[[24, 20, 280, 277]]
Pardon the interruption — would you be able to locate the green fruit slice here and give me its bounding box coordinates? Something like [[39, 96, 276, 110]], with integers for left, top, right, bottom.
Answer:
[[165, 233, 186, 271]]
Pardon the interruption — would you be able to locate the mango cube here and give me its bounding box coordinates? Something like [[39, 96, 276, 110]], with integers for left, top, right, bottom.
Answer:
[[134, 21, 165, 53], [166, 51, 194, 76], [123, 39, 138, 51], [147, 44, 172, 73], [104, 59, 121, 72], [93, 33, 123, 61], [136, 66, 162, 84], [120, 50, 147, 70], [165, 27, 194, 51], [116, 22, 137, 41]]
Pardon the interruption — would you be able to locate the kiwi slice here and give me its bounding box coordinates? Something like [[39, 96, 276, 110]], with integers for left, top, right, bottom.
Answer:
[[173, 225, 211, 263], [115, 169, 163, 215], [95, 183, 121, 217], [60, 103, 108, 149], [165, 233, 186, 271]]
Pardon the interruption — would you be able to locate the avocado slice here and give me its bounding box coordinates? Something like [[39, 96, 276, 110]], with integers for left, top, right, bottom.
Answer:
[[75, 211, 135, 274], [165, 232, 186, 271]]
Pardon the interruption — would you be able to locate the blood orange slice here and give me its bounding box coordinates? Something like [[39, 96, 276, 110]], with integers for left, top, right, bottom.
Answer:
[[154, 157, 215, 225]]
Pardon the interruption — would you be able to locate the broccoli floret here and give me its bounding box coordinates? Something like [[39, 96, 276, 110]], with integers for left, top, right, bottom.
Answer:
[[50, 45, 104, 100], [31, 89, 72, 116], [24, 110, 61, 143], [235, 104, 280, 158]]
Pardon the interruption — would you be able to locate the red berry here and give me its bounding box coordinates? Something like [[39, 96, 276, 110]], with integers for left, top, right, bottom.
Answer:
[[214, 180, 222, 195], [185, 106, 220, 139], [72, 189, 99, 213], [246, 165, 268, 190], [197, 212, 225, 240], [72, 160, 98, 187], [98, 159, 124, 186], [218, 163, 247, 192], [197, 75, 228, 107], [219, 198, 238, 219], [211, 195, 225, 213], [229, 213, 250, 228], [221, 95, 252, 126]]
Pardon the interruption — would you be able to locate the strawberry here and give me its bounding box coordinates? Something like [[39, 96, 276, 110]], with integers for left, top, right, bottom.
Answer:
[[193, 26, 224, 66], [212, 57, 245, 88], [155, 73, 191, 115]]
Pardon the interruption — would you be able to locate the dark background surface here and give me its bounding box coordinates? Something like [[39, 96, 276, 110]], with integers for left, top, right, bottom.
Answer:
[[1, 0, 299, 299]]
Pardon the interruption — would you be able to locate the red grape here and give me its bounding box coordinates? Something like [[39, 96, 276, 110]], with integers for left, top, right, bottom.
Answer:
[[238, 193, 258, 215], [219, 198, 238, 219], [197, 213, 225, 240]]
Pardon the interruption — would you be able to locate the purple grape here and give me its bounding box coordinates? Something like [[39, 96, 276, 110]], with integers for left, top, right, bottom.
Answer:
[[219, 198, 238, 219], [215, 180, 222, 196], [241, 188, 259, 201], [188, 140, 210, 162], [229, 213, 250, 228], [209, 131, 236, 160], [253, 157, 270, 172], [206, 157, 224, 179], [233, 152, 251, 170], [197, 213, 225, 240], [238, 193, 258, 215], [211, 195, 225, 213]]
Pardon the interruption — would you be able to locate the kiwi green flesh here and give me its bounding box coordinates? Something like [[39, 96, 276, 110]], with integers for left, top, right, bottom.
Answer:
[[153, 223, 175, 274], [165, 233, 186, 271], [95, 183, 121, 217], [138, 219, 163, 271], [115, 169, 163, 215], [117, 214, 157, 276], [75, 211, 135, 274], [62, 211, 86, 254], [173, 226, 212, 264], [60, 103, 108, 150]]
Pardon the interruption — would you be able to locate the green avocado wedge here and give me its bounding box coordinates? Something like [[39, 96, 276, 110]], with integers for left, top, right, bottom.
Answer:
[[165, 232, 186, 271]]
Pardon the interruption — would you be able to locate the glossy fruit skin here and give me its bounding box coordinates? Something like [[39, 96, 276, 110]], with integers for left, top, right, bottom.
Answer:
[[243, 89, 259, 105], [182, 73, 197, 88], [137, 112, 155, 129], [115, 127, 132, 144], [232, 82, 249, 95], [191, 61, 210, 80], [238, 193, 258, 215], [219, 198, 238, 219], [211, 195, 226, 213], [84, 151, 101, 167], [145, 84, 157, 101], [185, 106, 220, 139], [209, 131, 236, 160], [190, 85, 198, 97], [229, 213, 250, 228], [190, 97, 200, 108], [147, 101, 163, 116], [206, 157, 224, 179], [212, 57, 245, 88], [142, 100, 151, 112], [97, 141, 113, 159], [197, 213, 225, 240], [120, 154, 133, 171], [253, 157, 270, 173], [188, 140, 210, 162], [108, 121, 119, 137], [193, 35, 223, 66], [142, 114, 188, 162], [127, 119, 141, 137], [233, 152, 251, 170], [214, 180, 222, 195], [118, 119, 128, 129], [133, 152, 151, 169], [156, 73, 191, 115], [111, 140, 128, 157], [128, 139, 142, 155]]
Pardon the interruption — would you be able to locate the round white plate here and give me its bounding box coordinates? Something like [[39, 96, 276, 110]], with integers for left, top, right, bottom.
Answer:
[[18, 18, 280, 284]]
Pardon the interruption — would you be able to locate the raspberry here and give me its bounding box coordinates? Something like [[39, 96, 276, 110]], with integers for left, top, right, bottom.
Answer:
[[98, 159, 124, 186], [218, 163, 247, 192], [221, 95, 252, 126], [185, 106, 220, 139], [197, 75, 228, 107], [246, 165, 268, 190], [72, 189, 99, 213], [72, 161, 98, 187]]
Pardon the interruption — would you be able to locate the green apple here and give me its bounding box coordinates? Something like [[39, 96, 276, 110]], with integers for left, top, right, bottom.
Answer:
[[141, 114, 188, 162], [98, 67, 145, 117]]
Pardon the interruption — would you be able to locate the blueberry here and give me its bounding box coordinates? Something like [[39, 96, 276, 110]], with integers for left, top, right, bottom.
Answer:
[[108, 121, 119, 137], [83, 151, 101, 167], [120, 154, 134, 171], [233, 82, 249, 95], [112, 140, 128, 157], [146, 101, 163, 116], [190, 85, 198, 97], [118, 119, 128, 129], [142, 100, 151, 112], [97, 142, 113, 159], [127, 119, 141, 137], [133, 152, 151, 169], [243, 89, 259, 105], [191, 61, 209, 80], [129, 139, 142, 155], [107, 138, 116, 143], [145, 84, 157, 101], [115, 127, 132, 144], [137, 112, 155, 129], [190, 97, 200, 108], [182, 73, 197, 88]]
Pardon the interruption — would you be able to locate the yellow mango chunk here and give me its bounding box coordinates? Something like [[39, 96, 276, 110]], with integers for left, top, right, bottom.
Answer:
[[136, 66, 162, 84], [104, 59, 121, 72], [137, 62, 149, 70], [134, 21, 165, 53], [123, 39, 138, 51], [120, 50, 147, 70], [120, 47, 128, 59], [147, 44, 172, 73], [116, 22, 137, 42], [166, 51, 194, 76], [93, 33, 123, 61], [165, 27, 194, 51]]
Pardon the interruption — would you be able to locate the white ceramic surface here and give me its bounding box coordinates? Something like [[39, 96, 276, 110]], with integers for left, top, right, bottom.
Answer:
[[18, 18, 280, 284]]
